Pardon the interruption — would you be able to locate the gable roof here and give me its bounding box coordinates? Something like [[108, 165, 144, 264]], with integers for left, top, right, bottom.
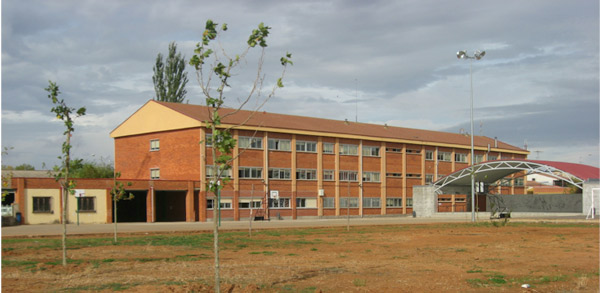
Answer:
[[112, 100, 528, 153]]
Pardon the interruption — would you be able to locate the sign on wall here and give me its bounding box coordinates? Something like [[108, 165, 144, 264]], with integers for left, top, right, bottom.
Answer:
[[74, 189, 85, 198]]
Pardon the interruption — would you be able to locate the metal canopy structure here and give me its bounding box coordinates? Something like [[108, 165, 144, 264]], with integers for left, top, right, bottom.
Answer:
[[433, 160, 600, 194]]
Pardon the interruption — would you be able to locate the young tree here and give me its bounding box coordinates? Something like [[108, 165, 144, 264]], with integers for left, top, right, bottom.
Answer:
[[153, 41, 189, 103], [111, 171, 133, 243], [46, 81, 86, 266], [189, 19, 292, 292]]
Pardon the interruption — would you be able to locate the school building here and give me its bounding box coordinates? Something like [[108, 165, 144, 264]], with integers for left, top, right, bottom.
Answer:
[[104, 100, 529, 223]]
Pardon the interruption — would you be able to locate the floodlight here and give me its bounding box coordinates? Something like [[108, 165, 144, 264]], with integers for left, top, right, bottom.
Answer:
[[475, 50, 486, 60], [457, 50, 466, 59]]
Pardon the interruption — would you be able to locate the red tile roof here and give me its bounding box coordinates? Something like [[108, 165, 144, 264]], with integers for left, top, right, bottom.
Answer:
[[155, 101, 527, 152]]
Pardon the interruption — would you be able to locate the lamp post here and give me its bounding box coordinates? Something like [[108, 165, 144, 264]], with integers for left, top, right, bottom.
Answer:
[[457, 50, 485, 222]]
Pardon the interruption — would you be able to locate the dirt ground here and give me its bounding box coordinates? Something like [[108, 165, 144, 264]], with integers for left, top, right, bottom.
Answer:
[[2, 222, 599, 292]]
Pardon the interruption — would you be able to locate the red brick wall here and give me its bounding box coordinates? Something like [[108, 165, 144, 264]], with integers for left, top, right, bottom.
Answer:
[[115, 129, 200, 180]]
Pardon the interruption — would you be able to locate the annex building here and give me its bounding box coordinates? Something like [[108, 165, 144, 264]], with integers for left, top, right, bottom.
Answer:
[[105, 100, 529, 222]]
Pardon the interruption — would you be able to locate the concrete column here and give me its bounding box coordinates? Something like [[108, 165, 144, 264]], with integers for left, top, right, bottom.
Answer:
[[106, 189, 113, 223], [380, 142, 387, 215], [146, 186, 154, 223], [186, 181, 195, 222], [582, 180, 600, 216], [317, 137, 323, 217], [334, 138, 340, 216], [199, 191, 207, 222], [291, 135, 297, 220], [413, 185, 437, 217], [199, 128, 206, 222], [402, 144, 407, 214], [358, 140, 363, 217]]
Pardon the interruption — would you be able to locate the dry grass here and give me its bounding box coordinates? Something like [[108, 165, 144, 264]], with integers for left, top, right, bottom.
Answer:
[[2, 223, 598, 292]]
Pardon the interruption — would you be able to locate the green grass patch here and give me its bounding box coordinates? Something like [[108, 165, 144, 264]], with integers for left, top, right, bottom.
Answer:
[[63, 282, 141, 291], [2, 259, 38, 267], [250, 251, 276, 255], [353, 279, 366, 287]]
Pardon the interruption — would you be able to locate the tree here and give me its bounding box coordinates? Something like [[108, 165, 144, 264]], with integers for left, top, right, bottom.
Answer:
[[189, 19, 292, 292], [46, 81, 86, 266], [14, 164, 36, 171], [68, 158, 114, 178], [153, 42, 189, 103], [111, 171, 133, 243]]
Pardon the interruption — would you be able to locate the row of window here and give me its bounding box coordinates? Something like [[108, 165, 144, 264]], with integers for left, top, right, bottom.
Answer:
[[33, 195, 411, 214], [32, 197, 95, 213], [153, 138, 503, 164], [236, 168, 382, 182], [209, 136, 382, 156], [425, 150, 490, 164], [206, 197, 412, 209]]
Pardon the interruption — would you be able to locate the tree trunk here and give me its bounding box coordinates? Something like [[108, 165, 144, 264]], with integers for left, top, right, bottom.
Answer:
[[62, 133, 71, 267]]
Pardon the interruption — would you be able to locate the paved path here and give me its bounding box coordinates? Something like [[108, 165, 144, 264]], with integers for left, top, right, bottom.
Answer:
[[2, 214, 596, 237]]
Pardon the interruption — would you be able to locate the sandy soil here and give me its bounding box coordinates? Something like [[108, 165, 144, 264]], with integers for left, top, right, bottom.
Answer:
[[2, 222, 598, 292]]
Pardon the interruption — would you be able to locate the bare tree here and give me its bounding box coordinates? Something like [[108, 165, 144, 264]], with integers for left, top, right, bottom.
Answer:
[[189, 20, 292, 292]]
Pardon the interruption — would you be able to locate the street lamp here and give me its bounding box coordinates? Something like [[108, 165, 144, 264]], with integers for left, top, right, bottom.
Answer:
[[457, 50, 485, 222]]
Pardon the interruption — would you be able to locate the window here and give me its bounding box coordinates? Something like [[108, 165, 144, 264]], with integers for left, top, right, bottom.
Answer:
[[296, 198, 317, 208], [386, 147, 402, 153], [206, 199, 232, 209], [362, 197, 380, 208], [515, 178, 524, 186], [323, 143, 335, 154], [323, 170, 335, 181], [386, 198, 402, 208], [150, 139, 160, 151], [474, 154, 484, 164], [238, 167, 262, 179], [455, 153, 467, 163], [425, 174, 434, 184], [339, 170, 358, 181], [488, 155, 498, 161], [32, 197, 51, 213], [362, 172, 380, 182], [362, 146, 380, 157], [150, 168, 160, 180], [239, 136, 263, 149], [269, 168, 291, 180], [386, 173, 402, 178], [296, 169, 317, 180], [323, 197, 335, 208], [269, 198, 290, 208], [206, 165, 232, 178], [238, 199, 262, 209], [205, 134, 213, 147], [296, 141, 317, 152], [340, 144, 358, 155], [340, 197, 359, 208], [406, 149, 421, 154], [438, 152, 451, 162], [406, 198, 413, 207], [77, 197, 95, 212], [425, 150, 434, 160], [406, 173, 421, 178], [268, 138, 291, 151]]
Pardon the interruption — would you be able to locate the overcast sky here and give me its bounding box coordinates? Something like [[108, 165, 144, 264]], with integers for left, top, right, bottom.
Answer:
[[2, 0, 599, 170]]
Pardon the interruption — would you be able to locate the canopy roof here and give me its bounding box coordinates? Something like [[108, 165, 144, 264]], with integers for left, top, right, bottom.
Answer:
[[433, 160, 600, 192]]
